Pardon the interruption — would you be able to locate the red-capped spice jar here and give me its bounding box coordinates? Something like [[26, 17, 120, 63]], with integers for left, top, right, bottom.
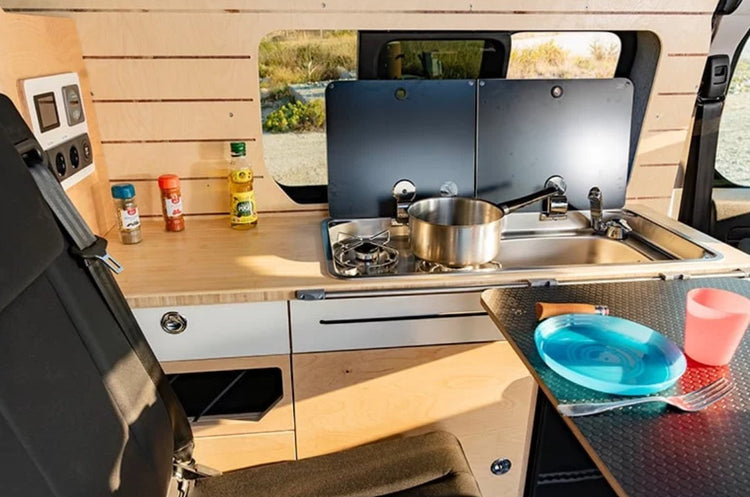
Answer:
[[158, 174, 185, 232]]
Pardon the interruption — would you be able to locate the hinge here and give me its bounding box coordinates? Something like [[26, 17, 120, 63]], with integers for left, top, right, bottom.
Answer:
[[526, 278, 559, 288], [296, 288, 326, 300]]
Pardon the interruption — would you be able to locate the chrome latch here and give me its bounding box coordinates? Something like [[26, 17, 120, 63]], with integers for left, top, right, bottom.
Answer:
[[392, 179, 416, 224]]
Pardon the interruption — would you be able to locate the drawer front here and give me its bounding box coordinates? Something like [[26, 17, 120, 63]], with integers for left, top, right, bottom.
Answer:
[[134, 302, 289, 361], [290, 292, 501, 353]]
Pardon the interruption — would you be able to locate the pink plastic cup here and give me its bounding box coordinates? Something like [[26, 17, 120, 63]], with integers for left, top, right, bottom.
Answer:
[[684, 288, 750, 366]]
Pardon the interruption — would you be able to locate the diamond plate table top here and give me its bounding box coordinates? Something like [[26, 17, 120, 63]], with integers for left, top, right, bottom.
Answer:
[[481, 278, 750, 497]]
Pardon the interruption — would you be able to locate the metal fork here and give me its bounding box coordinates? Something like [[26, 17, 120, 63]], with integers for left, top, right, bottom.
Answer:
[[557, 377, 734, 417]]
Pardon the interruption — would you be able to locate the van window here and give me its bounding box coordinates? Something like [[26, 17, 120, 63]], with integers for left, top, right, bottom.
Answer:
[[508, 32, 621, 79], [259, 30, 357, 190], [715, 42, 750, 186], [377, 39, 505, 79]]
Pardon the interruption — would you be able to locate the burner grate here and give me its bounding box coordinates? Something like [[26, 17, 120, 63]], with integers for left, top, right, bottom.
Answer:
[[332, 229, 400, 276]]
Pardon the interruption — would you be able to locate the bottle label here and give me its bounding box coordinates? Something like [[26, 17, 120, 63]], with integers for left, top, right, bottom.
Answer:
[[119, 206, 141, 231], [164, 194, 183, 218], [230, 190, 257, 224], [230, 168, 253, 183]]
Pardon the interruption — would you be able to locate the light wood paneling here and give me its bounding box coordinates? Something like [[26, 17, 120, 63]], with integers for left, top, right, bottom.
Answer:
[[94, 101, 260, 142], [643, 94, 696, 131], [52, 12, 713, 56], [192, 431, 296, 471], [4, 2, 715, 215], [163, 355, 295, 437], [293, 342, 537, 497], [626, 196, 672, 214], [626, 164, 680, 198], [0, 0, 719, 13], [633, 129, 691, 165], [86, 58, 257, 100], [103, 140, 265, 179], [0, 8, 114, 233]]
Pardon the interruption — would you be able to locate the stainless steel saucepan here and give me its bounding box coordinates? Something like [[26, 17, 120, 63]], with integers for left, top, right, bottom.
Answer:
[[404, 176, 566, 267]]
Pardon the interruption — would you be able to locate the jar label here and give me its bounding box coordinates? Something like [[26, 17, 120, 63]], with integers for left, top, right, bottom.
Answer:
[[164, 195, 183, 219], [230, 190, 257, 224], [120, 206, 141, 231]]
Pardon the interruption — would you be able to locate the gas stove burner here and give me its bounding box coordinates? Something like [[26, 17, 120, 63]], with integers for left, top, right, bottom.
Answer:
[[332, 230, 399, 276], [415, 259, 503, 274]]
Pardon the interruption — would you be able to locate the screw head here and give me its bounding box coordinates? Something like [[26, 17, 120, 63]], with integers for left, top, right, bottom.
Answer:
[[490, 458, 511, 475]]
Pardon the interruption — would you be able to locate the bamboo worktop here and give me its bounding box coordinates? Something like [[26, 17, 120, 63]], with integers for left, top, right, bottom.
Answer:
[[106, 209, 750, 308]]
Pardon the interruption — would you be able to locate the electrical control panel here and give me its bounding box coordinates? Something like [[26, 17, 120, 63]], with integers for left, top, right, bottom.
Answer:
[[21, 72, 94, 190]]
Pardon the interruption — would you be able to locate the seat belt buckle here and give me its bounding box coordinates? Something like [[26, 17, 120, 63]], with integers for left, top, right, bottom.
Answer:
[[70, 236, 124, 274]]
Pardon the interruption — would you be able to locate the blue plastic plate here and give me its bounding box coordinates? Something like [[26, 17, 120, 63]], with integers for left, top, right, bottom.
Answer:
[[535, 314, 686, 396]]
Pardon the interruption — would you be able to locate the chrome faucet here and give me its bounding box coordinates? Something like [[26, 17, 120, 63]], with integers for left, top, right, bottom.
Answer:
[[588, 187, 632, 240]]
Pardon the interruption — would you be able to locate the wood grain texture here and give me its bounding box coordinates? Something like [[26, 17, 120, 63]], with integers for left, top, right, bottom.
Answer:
[[94, 101, 260, 141], [4, 2, 715, 215], [293, 342, 538, 497], [163, 355, 295, 436], [86, 58, 257, 100], [192, 430, 296, 471], [104, 212, 750, 307], [626, 164, 681, 198], [0, 8, 115, 233], [0, 0, 720, 13]]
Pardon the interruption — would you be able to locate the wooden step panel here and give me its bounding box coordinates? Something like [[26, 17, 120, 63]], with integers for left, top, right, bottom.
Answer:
[[192, 431, 296, 471]]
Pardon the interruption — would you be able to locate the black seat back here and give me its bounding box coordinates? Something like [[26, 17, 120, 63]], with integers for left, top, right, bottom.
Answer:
[[0, 94, 187, 497]]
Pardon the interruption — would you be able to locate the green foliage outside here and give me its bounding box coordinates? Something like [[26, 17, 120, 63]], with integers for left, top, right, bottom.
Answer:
[[728, 59, 750, 94], [259, 30, 357, 90], [263, 99, 325, 133]]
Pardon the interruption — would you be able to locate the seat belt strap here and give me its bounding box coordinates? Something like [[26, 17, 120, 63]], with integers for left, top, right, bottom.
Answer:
[[25, 158, 195, 463]]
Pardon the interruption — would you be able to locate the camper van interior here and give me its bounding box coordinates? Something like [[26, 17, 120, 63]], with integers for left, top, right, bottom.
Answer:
[[3, 1, 750, 496]]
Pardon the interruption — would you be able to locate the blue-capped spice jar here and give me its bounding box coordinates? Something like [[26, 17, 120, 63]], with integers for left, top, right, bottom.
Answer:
[[111, 183, 143, 244]]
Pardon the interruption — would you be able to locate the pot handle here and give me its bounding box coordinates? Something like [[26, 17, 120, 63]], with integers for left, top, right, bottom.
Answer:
[[496, 175, 566, 215]]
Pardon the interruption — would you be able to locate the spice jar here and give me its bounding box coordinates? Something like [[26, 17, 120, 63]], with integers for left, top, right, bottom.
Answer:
[[158, 174, 185, 232], [111, 183, 143, 244]]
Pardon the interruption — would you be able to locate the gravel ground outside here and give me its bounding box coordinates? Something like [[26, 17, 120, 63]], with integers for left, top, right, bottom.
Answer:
[[262, 131, 327, 186], [716, 91, 750, 186]]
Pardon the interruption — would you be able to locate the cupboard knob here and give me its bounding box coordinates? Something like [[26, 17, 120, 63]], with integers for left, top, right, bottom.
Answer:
[[490, 458, 511, 475], [161, 311, 188, 334]]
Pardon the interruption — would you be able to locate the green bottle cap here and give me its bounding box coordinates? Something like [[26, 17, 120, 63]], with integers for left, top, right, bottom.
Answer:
[[230, 142, 246, 156]]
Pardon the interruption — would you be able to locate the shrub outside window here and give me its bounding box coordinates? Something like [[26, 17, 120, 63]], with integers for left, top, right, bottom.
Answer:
[[715, 43, 750, 187]]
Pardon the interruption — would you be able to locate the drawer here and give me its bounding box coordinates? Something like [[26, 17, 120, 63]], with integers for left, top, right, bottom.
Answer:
[[289, 292, 501, 353], [193, 431, 296, 471], [133, 302, 289, 361]]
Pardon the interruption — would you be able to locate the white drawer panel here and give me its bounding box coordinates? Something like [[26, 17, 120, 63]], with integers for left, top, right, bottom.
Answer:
[[134, 302, 289, 361], [290, 292, 501, 353]]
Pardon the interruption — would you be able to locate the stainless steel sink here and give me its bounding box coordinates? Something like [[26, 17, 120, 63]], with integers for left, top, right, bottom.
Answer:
[[497, 235, 655, 268], [323, 209, 719, 278]]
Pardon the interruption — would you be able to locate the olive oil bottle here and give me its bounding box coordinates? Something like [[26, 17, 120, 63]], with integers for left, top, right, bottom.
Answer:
[[228, 142, 258, 229]]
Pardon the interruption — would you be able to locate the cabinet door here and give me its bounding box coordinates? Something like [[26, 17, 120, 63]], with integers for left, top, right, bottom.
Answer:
[[293, 342, 536, 497]]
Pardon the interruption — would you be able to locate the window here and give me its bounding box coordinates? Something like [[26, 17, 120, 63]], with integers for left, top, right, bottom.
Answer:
[[715, 41, 750, 186], [259, 30, 357, 190], [508, 32, 621, 79]]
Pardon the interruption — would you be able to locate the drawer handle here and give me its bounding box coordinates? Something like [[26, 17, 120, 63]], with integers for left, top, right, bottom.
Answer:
[[161, 311, 188, 335]]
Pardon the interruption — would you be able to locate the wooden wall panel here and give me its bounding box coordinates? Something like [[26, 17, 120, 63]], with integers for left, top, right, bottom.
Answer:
[[87, 58, 256, 100], [0, 0, 718, 13], [0, 8, 114, 234], [95, 101, 260, 141], [3, 1, 716, 216]]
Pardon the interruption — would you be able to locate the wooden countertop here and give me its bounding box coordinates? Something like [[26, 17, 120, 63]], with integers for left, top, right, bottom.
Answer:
[[106, 209, 750, 307]]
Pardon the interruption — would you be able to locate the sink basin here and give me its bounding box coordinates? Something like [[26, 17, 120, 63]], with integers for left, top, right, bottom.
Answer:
[[498, 235, 654, 268]]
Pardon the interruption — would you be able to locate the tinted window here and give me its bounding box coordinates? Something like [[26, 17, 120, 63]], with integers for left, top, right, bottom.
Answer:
[[715, 42, 750, 186]]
